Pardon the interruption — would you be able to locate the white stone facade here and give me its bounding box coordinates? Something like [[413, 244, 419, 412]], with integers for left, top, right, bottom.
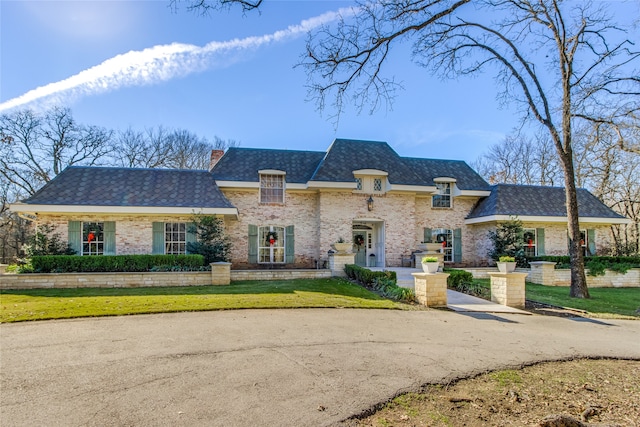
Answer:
[[33, 190, 621, 269]]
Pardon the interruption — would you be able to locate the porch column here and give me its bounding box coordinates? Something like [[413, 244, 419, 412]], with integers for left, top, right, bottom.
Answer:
[[329, 253, 355, 277], [488, 272, 527, 309], [412, 272, 449, 307]]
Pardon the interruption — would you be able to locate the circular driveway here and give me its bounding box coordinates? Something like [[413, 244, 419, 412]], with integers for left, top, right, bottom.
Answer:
[[1, 309, 639, 426]]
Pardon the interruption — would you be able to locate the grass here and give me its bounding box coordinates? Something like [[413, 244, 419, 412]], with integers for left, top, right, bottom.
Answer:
[[471, 278, 638, 318], [525, 283, 640, 318], [0, 278, 409, 323]]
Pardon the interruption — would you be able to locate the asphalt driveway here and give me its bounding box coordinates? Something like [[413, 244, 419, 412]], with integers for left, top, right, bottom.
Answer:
[[1, 309, 639, 426]]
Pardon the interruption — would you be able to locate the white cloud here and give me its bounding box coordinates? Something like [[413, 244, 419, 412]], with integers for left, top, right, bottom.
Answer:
[[0, 8, 352, 113]]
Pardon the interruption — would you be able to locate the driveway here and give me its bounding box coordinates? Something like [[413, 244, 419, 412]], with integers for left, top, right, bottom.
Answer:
[[1, 309, 638, 426]]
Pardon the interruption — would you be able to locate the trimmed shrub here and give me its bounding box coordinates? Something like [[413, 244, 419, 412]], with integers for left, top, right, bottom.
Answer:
[[446, 269, 474, 288], [344, 264, 412, 302], [29, 254, 205, 273]]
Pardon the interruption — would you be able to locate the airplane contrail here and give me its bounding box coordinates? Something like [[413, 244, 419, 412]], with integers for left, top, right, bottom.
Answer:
[[0, 9, 351, 112]]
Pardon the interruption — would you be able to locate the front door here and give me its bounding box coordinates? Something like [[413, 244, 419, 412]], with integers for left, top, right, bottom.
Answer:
[[353, 231, 368, 266]]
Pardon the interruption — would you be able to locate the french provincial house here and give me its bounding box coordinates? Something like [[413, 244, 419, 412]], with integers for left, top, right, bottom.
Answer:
[[10, 139, 630, 269]]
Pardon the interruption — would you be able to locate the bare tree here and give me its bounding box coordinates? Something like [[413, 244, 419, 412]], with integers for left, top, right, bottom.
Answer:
[[0, 107, 113, 197], [169, 0, 262, 15], [115, 126, 239, 170], [472, 133, 559, 185], [293, 0, 640, 298]]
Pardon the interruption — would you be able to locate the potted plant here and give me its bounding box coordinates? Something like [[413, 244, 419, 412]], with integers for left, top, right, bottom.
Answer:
[[332, 237, 351, 253], [497, 255, 517, 273], [421, 256, 439, 274]]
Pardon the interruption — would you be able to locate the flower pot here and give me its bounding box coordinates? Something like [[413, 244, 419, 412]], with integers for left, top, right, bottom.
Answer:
[[422, 262, 439, 274], [425, 243, 442, 253], [332, 242, 351, 253], [497, 262, 517, 273]]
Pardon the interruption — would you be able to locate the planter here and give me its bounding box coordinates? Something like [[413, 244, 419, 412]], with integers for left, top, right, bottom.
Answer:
[[417, 243, 427, 251], [425, 243, 442, 253], [497, 262, 517, 273], [422, 262, 439, 274], [332, 242, 351, 253]]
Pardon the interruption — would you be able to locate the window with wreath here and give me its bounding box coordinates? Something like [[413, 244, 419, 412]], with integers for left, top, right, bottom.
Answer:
[[67, 221, 115, 255], [523, 229, 537, 257], [260, 173, 285, 204], [248, 224, 294, 264], [432, 182, 451, 208], [83, 222, 104, 255], [431, 228, 453, 261]]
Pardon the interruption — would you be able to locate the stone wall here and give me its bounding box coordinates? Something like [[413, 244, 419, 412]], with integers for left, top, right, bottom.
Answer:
[[0, 266, 332, 290], [546, 268, 639, 288]]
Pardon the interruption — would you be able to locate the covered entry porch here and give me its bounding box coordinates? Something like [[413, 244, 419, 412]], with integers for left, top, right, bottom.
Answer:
[[352, 219, 385, 268]]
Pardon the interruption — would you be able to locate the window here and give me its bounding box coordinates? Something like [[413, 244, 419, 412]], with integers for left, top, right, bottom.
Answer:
[[432, 182, 451, 208], [431, 228, 453, 262], [355, 177, 362, 191], [165, 223, 187, 255], [580, 230, 587, 256], [83, 222, 104, 255], [353, 176, 386, 194], [260, 174, 285, 204], [259, 226, 285, 263], [524, 229, 537, 257]]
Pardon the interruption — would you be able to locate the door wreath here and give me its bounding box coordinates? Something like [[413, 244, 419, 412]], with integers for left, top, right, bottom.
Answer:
[[354, 234, 365, 247]]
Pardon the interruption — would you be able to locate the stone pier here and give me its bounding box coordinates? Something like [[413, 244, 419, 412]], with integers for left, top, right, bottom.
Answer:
[[412, 272, 450, 307], [488, 272, 527, 309]]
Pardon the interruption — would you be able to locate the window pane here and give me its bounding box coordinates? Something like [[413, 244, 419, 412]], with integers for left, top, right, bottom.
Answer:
[[165, 222, 187, 254], [260, 174, 284, 203], [258, 226, 286, 263]]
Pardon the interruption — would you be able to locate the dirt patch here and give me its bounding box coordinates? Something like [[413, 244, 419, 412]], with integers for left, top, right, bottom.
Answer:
[[342, 359, 640, 427]]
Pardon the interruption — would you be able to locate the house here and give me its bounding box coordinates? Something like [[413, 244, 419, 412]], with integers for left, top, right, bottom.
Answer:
[[10, 138, 630, 269]]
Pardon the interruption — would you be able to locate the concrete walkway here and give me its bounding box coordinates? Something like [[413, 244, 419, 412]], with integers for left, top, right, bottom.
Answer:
[[372, 266, 530, 314], [1, 309, 638, 427]]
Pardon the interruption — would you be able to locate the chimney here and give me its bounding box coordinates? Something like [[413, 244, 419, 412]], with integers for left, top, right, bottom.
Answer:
[[209, 149, 224, 172]]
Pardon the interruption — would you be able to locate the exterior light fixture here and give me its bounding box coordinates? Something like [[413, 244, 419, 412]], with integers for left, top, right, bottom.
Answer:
[[367, 195, 374, 211]]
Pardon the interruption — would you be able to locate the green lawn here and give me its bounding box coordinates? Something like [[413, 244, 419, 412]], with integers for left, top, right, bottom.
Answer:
[[0, 278, 409, 323], [525, 283, 640, 318], [471, 279, 639, 318]]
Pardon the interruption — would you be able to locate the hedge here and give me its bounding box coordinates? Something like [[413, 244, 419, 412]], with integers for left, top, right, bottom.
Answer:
[[28, 254, 205, 273], [343, 264, 413, 302]]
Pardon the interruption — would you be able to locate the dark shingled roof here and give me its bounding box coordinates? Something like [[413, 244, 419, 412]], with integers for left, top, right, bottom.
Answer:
[[310, 139, 424, 184], [404, 157, 490, 191], [210, 148, 326, 183], [467, 184, 626, 219], [21, 166, 235, 208]]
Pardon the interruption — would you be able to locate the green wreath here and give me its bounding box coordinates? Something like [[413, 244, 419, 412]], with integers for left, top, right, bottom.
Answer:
[[354, 234, 365, 247], [266, 230, 278, 245]]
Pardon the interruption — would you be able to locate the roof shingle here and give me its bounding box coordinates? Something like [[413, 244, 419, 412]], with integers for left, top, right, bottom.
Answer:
[[22, 167, 235, 208], [467, 184, 626, 219]]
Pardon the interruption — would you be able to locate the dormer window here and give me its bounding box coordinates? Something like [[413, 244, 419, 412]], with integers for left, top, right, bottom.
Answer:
[[259, 170, 285, 204], [432, 182, 452, 208], [353, 169, 388, 194]]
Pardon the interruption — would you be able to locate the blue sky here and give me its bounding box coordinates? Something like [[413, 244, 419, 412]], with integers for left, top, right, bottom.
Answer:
[[0, 1, 635, 163]]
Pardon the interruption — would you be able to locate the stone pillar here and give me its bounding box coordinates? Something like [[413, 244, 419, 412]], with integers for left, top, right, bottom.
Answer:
[[210, 262, 231, 285], [529, 261, 556, 285], [488, 272, 527, 309], [412, 272, 450, 307], [0, 264, 8, 275], [329, 253, 356, 277]]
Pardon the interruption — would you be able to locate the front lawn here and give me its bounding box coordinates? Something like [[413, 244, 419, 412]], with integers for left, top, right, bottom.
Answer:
[[470, 279, 639, 318], [0, 278, 410, 323], [525, 283, 640, 318]]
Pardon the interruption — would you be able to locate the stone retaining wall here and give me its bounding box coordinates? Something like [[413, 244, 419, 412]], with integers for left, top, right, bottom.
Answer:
[[0, 265, 332, 290], [230, 269, 331, 281], [529, 262, 639, 287]]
